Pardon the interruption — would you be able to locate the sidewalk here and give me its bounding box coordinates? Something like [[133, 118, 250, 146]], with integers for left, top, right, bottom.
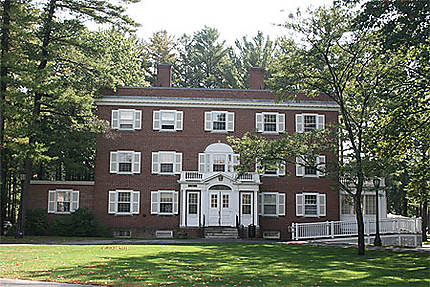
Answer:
[[0, 278, 102, 287]]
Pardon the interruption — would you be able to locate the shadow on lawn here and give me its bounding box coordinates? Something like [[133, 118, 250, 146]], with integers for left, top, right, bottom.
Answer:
[[27, 243, 429, 287]]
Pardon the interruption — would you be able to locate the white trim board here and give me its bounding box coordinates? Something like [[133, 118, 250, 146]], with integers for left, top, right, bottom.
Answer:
[[30, 180, 95, 185], [96, 98, 340, 111]]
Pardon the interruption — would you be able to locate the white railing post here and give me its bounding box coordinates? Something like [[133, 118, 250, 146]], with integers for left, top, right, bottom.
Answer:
[[330, 221, 334, 238]]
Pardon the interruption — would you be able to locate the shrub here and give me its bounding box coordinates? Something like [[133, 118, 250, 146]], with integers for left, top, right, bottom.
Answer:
[[49, 216, 72, 236], [25, 208, 49, 235]]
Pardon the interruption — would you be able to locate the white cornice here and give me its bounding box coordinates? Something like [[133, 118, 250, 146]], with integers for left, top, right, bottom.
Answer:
[[96, 97, 340, 111], [30, 180, 94, 185]]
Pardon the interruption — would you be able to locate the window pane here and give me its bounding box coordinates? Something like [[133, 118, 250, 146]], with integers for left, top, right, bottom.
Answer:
[[160, 163, 174, 173], [160, 203, 173, 213], [120, 111, 134, 129], [264, 114, 277, 132], [161, 112, 175, 121], [213, 164, 225, 172], [242, 205, 251, 215], [304, 115, 316, 131], [119, 152, 133, 172], [264, 205, 276, 215], [222, 194, 229, 208], [119, 163, 132, 172], [305, 166, 317, 175], [304, 195, 318, 215], [365, 195, 376, 215], [118, 203, 131, 213], [57, 202, 70, 212], [211, 194, 218, 208], [188, 193, 198, 214], [264, 194, 276, 204], [160, 153, 174, 162], [341, 195, 354, 215], [242, 194, 251, 205], [242, 194, 251, 215], [118, 192, 131, 202]]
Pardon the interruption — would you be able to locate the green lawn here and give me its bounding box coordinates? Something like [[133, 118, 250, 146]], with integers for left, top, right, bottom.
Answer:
[[0, 243, 428, 287]]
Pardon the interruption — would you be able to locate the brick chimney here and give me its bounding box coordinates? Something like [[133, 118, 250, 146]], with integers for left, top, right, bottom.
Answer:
[[156, 64, 172, 87], [249, 67, 265, 89]]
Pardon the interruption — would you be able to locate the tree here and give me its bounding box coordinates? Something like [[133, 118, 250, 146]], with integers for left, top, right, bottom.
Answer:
[[175, 26, 236, 88], [12, 0, 140, 237], [230, 31, 277, 89]]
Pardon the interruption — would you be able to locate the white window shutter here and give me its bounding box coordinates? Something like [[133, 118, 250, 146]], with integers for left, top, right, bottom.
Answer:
[[153, 111, 160, 130], [227, 112, 235, 132], [132, 191, 140, 214], [152, 152, 159, 174], [198, 153, 206, 173], [278, 193, 286, 216], [204, 112, 212, 131], [134, 110, 142, 130], [173, 191, 179, 214], [296, 194, 304, 216], [108, 191, 116, 214], [258, 193, 262, 215], [317, 155, 326, 177], [174, 153, 182, 174], [256, 113, 263, 132], [176, 111, 183, 131], [277, 113, 285, 132], [111, 110, 119, 129], [206, 154, 212, 172], [318, 194, 326, 217], [110, 151, 118, 173], [48, 190, 56, 213], [317, 114, 325, 130], [132, 152, 141, 174], [295, 114, 304, 133], [278, 162, 286, 176], [296, 157, 304, 177], [71, 190, 79, 212], [151, 191, 159, 214]]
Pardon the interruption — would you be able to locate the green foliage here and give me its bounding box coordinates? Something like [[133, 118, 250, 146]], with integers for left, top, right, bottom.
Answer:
[[25, 208, 49, 236], [49, 208, 111, 237]]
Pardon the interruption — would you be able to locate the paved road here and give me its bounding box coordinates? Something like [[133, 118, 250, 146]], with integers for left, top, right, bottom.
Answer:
[[0, 278, 102, 287]]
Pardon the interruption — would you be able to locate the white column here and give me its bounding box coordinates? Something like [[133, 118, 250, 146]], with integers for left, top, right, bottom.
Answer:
[[180, 187, 186, 227], [254, 189, 259, 227]]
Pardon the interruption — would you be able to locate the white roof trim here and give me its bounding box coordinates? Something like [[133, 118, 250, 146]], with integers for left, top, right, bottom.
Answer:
[[96, 97, 340, 111], [30, 180, 94, 186]]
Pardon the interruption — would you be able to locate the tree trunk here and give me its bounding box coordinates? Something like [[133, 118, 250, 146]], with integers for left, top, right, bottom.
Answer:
[[0, 0, 11, 236], [422, 199, 428, 242], [354, 194, 365, 255]]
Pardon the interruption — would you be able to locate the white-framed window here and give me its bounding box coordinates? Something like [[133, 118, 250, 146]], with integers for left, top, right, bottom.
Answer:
[[295, 113, 325, 133], [296, 193, 326, 217], [257, 160, 286, 177], [188, 192, 199, 215], [151, 190, 179, 215], [152, 151, 182, 175], [296, 156, 326, 177], [48, 189, 79, 214], [153, 110, 183, 131], [241, 193, 252, 215], [108, 190, 140, 215], [198, 153, 239, 173], [204, 111, 234, 132], [258, 192, 286, 216], [255, 112, 285, 134], [340, 194, 354, 215], [340, 194, 377, 215], [110, 151, 141, 174], [111, 109, 142, 131]]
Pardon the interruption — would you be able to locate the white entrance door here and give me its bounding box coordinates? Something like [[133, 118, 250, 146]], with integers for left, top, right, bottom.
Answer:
[[208, 190, 235, 227], [186, 191, 199, 227], [240, 192, 253, 226]]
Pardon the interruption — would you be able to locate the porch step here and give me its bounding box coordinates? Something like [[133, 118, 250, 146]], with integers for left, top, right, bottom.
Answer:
[[204, 227, 238, 239]]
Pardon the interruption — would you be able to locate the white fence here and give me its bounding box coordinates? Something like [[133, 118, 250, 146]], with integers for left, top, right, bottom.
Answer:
[[291, 218, 422, 240]]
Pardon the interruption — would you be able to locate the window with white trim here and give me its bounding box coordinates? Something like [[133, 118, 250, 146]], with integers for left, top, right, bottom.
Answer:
[[241, 193, 252, 215], [198, 153, 239, 173], [110, 151, 141, 174], [48, 190, 79, 214], [255, 112, 285, 133], [151, 190, 179, 215], [152, 151, 182, 175], [364, 194, 376, 215], [296, 193, 326, 217], [257, 160, 286, 177], [340, 194, 376, 215], [296, 156, 326, 177], [295, 113, 325, 133], [111, 109, 142, 131], [258, 192, 286, 216], [204, 111, 234, 132], [340, 194, 354, 215], [153, 110, 183, 131], [108, 190, 140, 215]]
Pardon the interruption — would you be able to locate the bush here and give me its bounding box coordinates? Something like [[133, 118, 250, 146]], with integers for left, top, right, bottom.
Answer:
[[49, 208, 111, 237], [25, 208, 49, 235]]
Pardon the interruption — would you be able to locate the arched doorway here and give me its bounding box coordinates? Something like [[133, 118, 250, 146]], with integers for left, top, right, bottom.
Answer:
[[208, 185, 235, 226]]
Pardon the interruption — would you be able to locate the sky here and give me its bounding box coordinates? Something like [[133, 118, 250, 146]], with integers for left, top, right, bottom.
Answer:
[[126, 0, 332, 44]]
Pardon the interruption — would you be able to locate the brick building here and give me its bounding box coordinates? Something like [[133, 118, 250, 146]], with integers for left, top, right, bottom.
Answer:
[[28, 65, 386, 239]]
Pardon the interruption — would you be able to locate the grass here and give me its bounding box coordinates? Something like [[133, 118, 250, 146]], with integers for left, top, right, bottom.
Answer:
[[0, 243, 428, 287]]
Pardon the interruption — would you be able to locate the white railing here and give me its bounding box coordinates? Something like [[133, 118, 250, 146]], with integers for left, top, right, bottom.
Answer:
[[236, 173, 255, 181], [183, 171, 203, 180], [291, 218, 422, 240]]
